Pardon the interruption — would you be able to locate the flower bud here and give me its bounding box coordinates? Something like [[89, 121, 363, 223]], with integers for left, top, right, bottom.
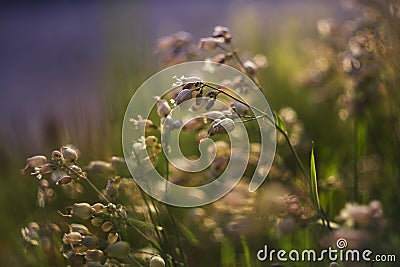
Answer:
[[150, 255, 166, 267], [172, 119, 183, 130], [85, 249, 104, 262], [195, 92, 203, 105], [243, 60, 258, 75], [61, 146, 79, 163], [230, 101, 249, 116], [26, 155, 47, 168], [130, 118, 155, 132], [72, 203, 94, 220], [207, 118, 235, 136], [145, 136, 158, 146], [205, 99, 215, 110], [156, 99, 171, 118], [199, 37, 219, 50], [174, 89, 192, 105], [81, 235, 100, 249], [203, 111, 225, 121], [39, 163, 54, 174], [62, 232, 82, 245], [106, 241, 130, 260], [56, 176, 72, 185], [110, 157, 131, 177], [212, 26, 231, 41], [51, 150, 63, 160], [70, 165, 83, 174], [87, 161, 114, 177], [92, 203, 105, 213], [70, 223, 90, 235]]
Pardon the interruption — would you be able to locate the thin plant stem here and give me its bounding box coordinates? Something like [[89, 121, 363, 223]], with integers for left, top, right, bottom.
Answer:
[[128, 254, 145, 267], [215, 43, 331, 227], [354, 118, 359, 202], [57, 161, 112, 204], [163, 125, 189, 267]]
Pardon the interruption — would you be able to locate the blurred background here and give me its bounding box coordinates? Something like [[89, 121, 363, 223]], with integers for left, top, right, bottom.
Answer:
[[1, 0, 399, 266]]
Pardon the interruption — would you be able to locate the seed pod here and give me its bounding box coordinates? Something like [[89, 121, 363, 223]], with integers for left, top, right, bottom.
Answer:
[[106, 241, 130, 260], [101, 221, 113, 232], [26, 155, 47, 168], [62, 232, 82, 245], [61, 146, 79, 163], [156, 99, 171, 118], [85, 249, 104, 262], [107, 232, 119, 244], [205, 99, 215, 110], [72, 203, 94, 220], [150, 255, 166, 267], [174, 89, 192, 105]]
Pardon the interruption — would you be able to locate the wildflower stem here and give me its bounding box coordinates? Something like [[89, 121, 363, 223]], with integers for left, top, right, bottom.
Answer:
[[128, 254, 145, 267], [57, 161, 111, 204], [162, 124, 189, 267]]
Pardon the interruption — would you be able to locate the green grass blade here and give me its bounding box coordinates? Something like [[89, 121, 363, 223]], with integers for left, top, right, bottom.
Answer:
[[273, 110, 287, 133], [310, 145, 321, 211], [240, 235, 252, 267], [221, 238, 236, 267]]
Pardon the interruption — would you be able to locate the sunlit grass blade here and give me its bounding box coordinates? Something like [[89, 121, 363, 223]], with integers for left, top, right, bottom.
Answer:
[[310, 144, 321, 212], [221, 238, 236, 267], [240, 235, 252, 267], [273, 110, 287, 133]]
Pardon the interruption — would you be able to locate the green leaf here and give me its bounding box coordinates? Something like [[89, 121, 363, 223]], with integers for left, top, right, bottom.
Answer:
[[310, 145, 321, 211], [221, 238, 236, 267], [177, 221, 199, 246], [273, 110, 287, 133], [240, 235, 252, 267]]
